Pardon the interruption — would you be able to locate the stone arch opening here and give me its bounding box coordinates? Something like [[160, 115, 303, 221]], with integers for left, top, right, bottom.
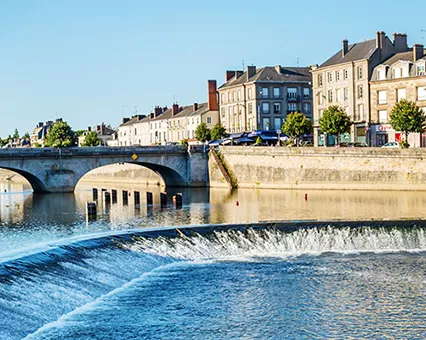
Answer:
[[0, 167, 46, 193]]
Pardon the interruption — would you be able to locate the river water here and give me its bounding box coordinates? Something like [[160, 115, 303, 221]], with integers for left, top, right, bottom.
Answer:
[[1, 179, 426, 339]]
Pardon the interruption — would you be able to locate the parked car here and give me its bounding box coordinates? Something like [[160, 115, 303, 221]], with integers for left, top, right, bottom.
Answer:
[[353, 142, 368, 147], [382, 142, 399, 148], [335, 142, 353, 147]]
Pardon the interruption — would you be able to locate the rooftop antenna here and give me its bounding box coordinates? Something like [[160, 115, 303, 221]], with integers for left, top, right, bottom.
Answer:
[[297, 57, 301, 67], [421, 29, 426, 41], [242, 60, 245, 70], [173, 94, 177, 104]]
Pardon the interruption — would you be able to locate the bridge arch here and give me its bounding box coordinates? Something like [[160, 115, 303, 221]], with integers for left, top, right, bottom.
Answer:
[[0, 167, 47, 192]]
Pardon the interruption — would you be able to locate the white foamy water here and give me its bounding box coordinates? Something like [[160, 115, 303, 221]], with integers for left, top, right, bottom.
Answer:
[[128, 226, 426, 260]]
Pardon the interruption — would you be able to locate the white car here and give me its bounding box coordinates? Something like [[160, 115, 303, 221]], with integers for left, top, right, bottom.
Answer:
[[381, 142, 399, 148]]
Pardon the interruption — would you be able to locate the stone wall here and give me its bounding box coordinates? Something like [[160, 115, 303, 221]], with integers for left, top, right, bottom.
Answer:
[[213, 146, 426, 190]]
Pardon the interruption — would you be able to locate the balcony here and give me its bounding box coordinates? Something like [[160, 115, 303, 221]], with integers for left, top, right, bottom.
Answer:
[[287, 94, 301, 101]]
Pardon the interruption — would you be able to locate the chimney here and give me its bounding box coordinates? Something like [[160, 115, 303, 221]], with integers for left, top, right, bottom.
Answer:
[[137, 114, 145, 121], [342, 39, 348, 57], [193, 103, 198, 112], [38, 122, 43, 128], [413, 44, 424, 61], [150, 113, 154, 119], [154, 106, 162, 117], [226, 70, 235, 82], [122, 118, 130, 124], [96, 125, 101, 132], [275, 65, 281, 73], [162, 106, 168, 112], [247, 65, 256, 79], [376, 31, 386, 49], [87, 126, 91, 132], [235, 70, 243, 79], [393, 33, 408, 52], [172, 103, 179, 116], [207, 80, 218, 111]]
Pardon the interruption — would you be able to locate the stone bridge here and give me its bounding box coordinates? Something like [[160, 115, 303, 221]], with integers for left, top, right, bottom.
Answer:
[[0, 146, 209, 193]]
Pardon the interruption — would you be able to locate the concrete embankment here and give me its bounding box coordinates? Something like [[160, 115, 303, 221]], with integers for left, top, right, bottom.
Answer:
[[209, 146, 426, 191]]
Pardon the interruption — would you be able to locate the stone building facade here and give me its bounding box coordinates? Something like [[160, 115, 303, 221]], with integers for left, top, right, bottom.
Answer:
[[370, 45, 426, 146], [218, 65, 312, 133], [312, 31, 409, 146]]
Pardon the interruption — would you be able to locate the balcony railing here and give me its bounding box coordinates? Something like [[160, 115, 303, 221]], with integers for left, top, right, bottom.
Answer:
[[287, 94, 301, 101]]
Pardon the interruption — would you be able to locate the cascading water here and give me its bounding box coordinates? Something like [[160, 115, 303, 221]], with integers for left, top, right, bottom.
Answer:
[[2, 225, 426, 339]]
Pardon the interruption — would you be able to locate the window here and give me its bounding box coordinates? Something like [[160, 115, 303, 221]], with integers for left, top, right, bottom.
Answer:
[[344, 88, 349, 101], [237, 90, 241, 101], [344, 69, 349, 80], [379, 110, 388, 123], [328, 72, 332, 82], [228, 92, 231, 102], [287, 88, 297, 99], [335, 71, 340, 81], [221, 93, 225, 103], [318, 92, 324, 105], [303, 88, 310, 98], [417, 64, 425, 76], [394, 68, 402, 79], [263, 118, 270, 130], [318, 74, 323, 87], [378, 90, 387, 104], [207, 117, 212, 124], [358, 85, 363, 99], [248, 88, 252, 99], [135, 128, 137, 135], [358, 66, 363, 79], [274, 118, 281, 130], [303, 103, 311, 113], [418, 86, 426, 100], [273, 103, 281, 114], [288, 103, 297, 111], [328, 90, 333, 103], [336, 89, 342, 102], [262, 88, 269, 98], [262, 102, 270, 113], [273, 88, 280, 98], [232, 91, 236, 101], [397, 88, 406, 101], [248, 103, 253, 115], [378, 69, 386, 80], [358, 104, 364, 121]]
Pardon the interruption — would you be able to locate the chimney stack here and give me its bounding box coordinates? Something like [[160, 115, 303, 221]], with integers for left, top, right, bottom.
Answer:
[[172, 103, 179, 116], [225, 70, 235, 82], [193, 103, 198, 112], [38, 122, 43, 128], [413, 44, 424, 61], [376, 31, 385, 49], [393, 33, 408, 52], [342, 39, 348, 57], [235, 70, 243, 79], [87, 126, 91, 132], [207, 80, 218, 111], [96, 125, 101, 132], [122, 118, 130, 124], [247, 65, 256, 79], [154, 106, 162, 118]]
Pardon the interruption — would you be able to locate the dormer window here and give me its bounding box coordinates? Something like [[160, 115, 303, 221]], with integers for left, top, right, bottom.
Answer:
[[377, 66, 387, 80], [417, 62, 425, 76]]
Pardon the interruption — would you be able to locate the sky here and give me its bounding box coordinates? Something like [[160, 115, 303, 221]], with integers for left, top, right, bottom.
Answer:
[[1, 0, 426, 137]]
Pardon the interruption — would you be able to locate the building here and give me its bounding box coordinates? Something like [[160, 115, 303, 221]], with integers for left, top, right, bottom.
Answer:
[[117, 80, 219, 146], [370, 44, 426, 147], [312, 31, 409, 146], [217, 65, 312, 133], [78, 123, 116, 146], [30, 120, 56, 147]]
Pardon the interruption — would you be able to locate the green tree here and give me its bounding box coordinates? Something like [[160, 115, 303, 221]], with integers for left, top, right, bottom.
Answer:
[[45, 121, 76, 147], [82, 131, 100, 146], [282, 112, 313, 146], [210, 123, 227, 141], [195, 122, 211, 143], [390, 100, 426, 147], [319, 105, 352, 145], [23, 132, 30, 139], [75, 129, 86, 137], [12, 129, 19, 139]]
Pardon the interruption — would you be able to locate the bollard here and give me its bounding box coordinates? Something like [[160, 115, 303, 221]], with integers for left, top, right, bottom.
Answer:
[[160, 192, 167, 208], [174, 193, 182, 209], [103, 191, 111, 204], [134, 191, 140, 208], [122, 190, 128, 205], [86, 201, 97, 222], [146, 192, 153, 206], [111, 189, 117, 204], [92, 188, 98, 201]]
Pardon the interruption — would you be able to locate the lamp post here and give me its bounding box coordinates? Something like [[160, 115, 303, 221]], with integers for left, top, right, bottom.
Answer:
[[276, 129, 281, 146]]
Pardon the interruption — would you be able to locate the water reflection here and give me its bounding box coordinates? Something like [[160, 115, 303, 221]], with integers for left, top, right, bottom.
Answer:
[[2, 178, 426, 258]]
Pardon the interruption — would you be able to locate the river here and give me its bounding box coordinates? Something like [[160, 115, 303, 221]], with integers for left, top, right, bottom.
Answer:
[[1, 179, 426, 339]]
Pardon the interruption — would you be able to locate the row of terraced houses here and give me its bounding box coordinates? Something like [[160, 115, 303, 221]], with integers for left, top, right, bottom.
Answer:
[[117, 30, 426, 147]]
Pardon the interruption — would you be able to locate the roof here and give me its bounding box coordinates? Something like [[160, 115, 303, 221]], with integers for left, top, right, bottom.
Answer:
[[380, 48, 426, 65], [320, 39, 377, 68], [219, 66, 312, 89]]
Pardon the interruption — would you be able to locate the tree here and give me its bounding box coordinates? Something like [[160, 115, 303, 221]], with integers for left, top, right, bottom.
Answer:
[[195, 122, 211, 143], [23, 132, 30, 139], [390, 100, 426, 147], [319, 105, 352, 145], [45, 121, 76, 147], [75, 129, 86, 137], [12, 129, 19, 139], [210, 123, 227, 141], [281, 112, 312, 146], [82, 131, 100, 146]]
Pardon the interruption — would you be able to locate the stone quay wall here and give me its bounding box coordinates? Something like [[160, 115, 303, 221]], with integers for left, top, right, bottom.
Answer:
[[212, 146, 426, 191]]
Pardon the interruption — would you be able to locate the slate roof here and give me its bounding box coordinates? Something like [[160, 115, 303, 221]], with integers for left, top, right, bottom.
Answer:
[[320, 39, 377, 68], [380, 49, 426, 65], [219, 66, 312, 89]]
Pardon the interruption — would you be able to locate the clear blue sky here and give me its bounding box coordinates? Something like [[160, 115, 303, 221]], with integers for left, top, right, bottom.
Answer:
[[1, 0, 425, 137]]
